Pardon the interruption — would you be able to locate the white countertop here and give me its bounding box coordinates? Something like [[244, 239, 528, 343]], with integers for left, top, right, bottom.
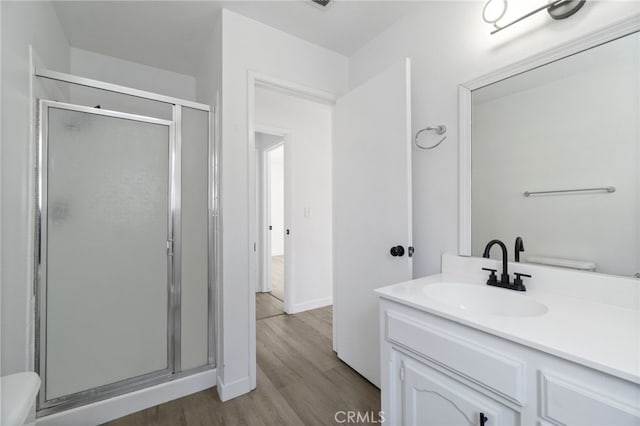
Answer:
[[375, 273, 640, 385]]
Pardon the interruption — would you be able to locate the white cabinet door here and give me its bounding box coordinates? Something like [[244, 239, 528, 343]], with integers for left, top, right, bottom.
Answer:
[[398, 354, 518, 426], [334, 58, 413, 387]]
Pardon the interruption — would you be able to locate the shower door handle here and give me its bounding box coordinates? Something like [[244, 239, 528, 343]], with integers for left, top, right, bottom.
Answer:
[[166, 239, 174, 257]]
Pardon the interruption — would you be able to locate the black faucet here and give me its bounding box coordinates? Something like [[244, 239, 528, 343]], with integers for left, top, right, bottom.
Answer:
[[514, 237, 525, 262], [481, 239, 530, 291], [482, 239, 510, 284]]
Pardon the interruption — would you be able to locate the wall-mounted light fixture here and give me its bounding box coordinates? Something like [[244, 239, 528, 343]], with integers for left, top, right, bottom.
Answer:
[[483, 0, 586, 34]]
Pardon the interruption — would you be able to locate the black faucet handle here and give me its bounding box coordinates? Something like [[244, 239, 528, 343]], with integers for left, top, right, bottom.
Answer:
[[482, 268, 498, 284], [513, 272, 531, 292]]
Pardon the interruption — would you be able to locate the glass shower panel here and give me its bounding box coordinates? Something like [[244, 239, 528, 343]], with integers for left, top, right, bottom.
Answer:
[[45, 106, 171, 400], [180, 107, 210, 370]]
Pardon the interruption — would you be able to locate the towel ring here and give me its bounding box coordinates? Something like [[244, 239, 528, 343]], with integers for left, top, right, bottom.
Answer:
[[415, 125, 447, 150]]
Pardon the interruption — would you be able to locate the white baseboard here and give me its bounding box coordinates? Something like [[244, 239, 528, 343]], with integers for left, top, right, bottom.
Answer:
[[216, 375, 251, 402], [37, 369, 216, 426], [289, 297, 332, 314]]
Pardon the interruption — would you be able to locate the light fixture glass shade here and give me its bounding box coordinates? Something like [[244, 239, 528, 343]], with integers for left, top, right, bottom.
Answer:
[[482, 0, 508, 24]]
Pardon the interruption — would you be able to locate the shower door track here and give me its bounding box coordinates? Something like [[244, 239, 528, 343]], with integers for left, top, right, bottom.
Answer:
[[35, 67, 211, 112]]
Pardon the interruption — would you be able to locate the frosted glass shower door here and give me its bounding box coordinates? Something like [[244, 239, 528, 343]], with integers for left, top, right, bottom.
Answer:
[[40, 101, 174, 402]]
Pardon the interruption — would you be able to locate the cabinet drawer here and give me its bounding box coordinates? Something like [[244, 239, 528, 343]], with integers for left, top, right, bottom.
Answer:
[[540, 372, 640, 425], [385, 311, 525, 405]]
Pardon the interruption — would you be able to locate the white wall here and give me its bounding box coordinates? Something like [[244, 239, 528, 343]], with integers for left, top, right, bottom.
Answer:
[[194, 11, 222, 109], [71, 48, 196, 100], [256, 87, 333, 312], [348, 1, 640, 278], [218, 8, 347, 399], [1, 0, 71, 376], [472, 35, 639, 276], [268, 146, 285, 257], [68, 48, 197, 120]]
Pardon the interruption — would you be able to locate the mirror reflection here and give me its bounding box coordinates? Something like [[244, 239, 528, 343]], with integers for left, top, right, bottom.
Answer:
[[471, 32, 639, 277]]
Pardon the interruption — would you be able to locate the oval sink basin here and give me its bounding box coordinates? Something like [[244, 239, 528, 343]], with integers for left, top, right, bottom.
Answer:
[[423, 283, 548, 317]]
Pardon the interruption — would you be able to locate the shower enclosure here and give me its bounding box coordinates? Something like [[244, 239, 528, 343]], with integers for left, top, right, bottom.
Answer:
[[34, 70, 216, 416]]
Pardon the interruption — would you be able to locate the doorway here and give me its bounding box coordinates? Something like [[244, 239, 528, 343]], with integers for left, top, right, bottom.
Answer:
[[248, 74, 336, 389], [255, 131, 288, 319], [266, 144, 285, 303]]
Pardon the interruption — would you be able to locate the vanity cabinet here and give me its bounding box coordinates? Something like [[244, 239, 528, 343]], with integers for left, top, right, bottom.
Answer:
[[379, 299, 640, 426], [395, 351, 518, 426]]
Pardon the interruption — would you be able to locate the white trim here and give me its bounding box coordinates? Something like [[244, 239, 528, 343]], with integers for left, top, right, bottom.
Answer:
[[216, 374, 251, 402], [253, 125, 294, 313], [263, 148, 273, 293], [254, 127, 294, 314], [458, 14, 640, 256], [289, 297, 333, 314], [255, 133, 286, 294], [255, 124, 290, 138], [247, 71, 337, 391], [282, 134, 294, 315], [35, 67, 211, 111], [458, 86, 472, 257], [247, 73, 258, 391], [252, 71, 337, 105], [37, 369, 216, 426], [461, 14, 640, 92], [331, 103, 337, 353], [265, 147, 274, 293]]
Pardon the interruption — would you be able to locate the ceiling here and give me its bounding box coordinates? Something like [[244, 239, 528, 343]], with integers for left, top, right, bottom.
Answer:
[[52, 1, 424, 76]]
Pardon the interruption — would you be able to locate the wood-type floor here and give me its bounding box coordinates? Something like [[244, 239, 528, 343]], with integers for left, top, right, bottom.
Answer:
[[270, 255, 284, 301], [104, 305, 380, 426], [256, 292, 284, 320]]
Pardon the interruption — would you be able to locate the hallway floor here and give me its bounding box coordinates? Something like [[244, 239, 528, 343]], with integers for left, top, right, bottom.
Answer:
[[105, 305, 380, 426], [270, 255, 284, 301], [256, 292, 285, 320]]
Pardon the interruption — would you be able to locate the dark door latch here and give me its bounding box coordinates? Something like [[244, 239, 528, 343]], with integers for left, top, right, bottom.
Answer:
[[390, 246, 405, 257]]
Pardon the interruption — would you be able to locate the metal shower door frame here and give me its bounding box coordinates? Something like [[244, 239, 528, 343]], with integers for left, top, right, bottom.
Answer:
[[35, 100, 178, 413]]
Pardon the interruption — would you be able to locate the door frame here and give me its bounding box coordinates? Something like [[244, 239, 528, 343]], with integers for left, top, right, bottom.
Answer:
[[247, 71, 337, 389], [255, 127, 288, 299], [35, 100, 177, 413]]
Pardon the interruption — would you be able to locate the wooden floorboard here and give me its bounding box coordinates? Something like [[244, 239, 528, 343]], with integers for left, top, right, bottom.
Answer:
[[256, 292, 284, 320], [103, 305, 380, 426], [270, 255, 284, 301]]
